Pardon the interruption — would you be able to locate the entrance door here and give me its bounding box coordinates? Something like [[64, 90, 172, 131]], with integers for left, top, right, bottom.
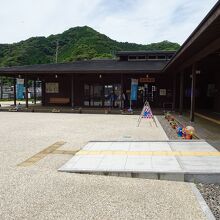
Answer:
[[104, 84, 121, 108], [84, 83, 121, 108], [84, 84, 103, 107], [137, 84, 157, 107]]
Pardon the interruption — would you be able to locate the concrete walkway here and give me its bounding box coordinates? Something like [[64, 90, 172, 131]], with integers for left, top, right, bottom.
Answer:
[[59, 140, 220, 183]]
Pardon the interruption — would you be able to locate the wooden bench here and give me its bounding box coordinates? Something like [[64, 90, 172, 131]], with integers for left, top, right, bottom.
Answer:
[[49, 97, 70, 104]]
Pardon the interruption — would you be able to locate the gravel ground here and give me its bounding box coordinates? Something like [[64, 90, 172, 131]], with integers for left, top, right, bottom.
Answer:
[[197, 183, 220, 219], [0, 112, 207, 219]]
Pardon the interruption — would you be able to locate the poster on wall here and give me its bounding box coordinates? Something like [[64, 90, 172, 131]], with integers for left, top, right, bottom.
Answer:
[[46, 83, 59, 93], [159, 89, 166, 96]]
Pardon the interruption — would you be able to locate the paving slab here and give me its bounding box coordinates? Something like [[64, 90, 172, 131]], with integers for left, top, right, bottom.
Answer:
[[59, 140, 220, 183]]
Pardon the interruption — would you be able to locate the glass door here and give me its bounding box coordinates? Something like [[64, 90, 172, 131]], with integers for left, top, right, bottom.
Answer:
[[84, 83, 103, 107], [104, 85, 113, 107], [104, 84, 121, 108]]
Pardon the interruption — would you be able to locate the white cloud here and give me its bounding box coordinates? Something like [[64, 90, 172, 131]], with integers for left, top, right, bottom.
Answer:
[[0, 0, 218, 44]]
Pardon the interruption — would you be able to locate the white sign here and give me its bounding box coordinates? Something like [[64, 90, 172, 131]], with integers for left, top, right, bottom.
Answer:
[[17, 78, 24, 84], [46, 83, 59, 93], [160, 89, 166, 96], [131, 79, 138, 85]]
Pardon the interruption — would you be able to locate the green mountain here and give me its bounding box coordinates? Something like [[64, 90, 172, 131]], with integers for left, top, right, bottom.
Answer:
[[0, 26, 180, 67]]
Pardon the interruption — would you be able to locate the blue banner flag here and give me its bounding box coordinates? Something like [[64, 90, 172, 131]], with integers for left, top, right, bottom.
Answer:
[[130, 79, 138, 101], [16, 79, 24, 99]]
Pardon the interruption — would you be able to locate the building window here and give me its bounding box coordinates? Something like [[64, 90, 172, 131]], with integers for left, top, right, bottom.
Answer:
[[137, 55, 146, 60], [128, 56, 137, 60], [157, 55, 166, 60], [148, 55, 157, 60]]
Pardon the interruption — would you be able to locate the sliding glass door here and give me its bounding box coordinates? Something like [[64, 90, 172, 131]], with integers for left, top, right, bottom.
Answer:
[[84, 83, 121, 108]]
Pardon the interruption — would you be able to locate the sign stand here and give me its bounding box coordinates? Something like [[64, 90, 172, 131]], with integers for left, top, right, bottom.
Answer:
[[137, 100, 157, 127]]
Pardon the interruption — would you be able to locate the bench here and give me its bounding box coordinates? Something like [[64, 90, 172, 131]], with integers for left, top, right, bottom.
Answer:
[[49, 97, 70, 104]]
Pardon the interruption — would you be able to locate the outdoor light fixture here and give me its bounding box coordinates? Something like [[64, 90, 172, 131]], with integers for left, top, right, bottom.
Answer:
[[99, 74, 102, 79], [18, 74, 21, 78], [146, 74, 149, 78], [55, 74, 58, 78]]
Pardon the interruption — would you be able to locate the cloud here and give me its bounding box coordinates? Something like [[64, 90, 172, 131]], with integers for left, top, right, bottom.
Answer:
[[0, 0, 218, 44]]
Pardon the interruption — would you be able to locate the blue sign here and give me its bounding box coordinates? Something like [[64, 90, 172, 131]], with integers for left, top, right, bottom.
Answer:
[[130, 79, 138, 101], [16, 79, 24, 99]]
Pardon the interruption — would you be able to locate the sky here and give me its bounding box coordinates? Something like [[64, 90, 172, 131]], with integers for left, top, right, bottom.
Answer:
[[0, 0, 218, 45]]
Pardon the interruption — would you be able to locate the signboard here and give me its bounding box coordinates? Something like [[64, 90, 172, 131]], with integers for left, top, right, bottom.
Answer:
[[159, 89, 166, 96], [139, 77, 155, 83], [130, 79, 138, 101], [46, 83, 59, 93], [16, 78, 24, 99]]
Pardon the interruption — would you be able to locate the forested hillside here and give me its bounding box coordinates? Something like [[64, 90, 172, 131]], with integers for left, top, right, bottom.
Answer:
[[0, 26, 180, 67]]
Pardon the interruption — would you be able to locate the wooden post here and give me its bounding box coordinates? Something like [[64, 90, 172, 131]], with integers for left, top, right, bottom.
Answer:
[[41, 80, 45, 106], [13, 78, 17, 106], [120, 73, 123, 109], [179, 72, 184, 115], [102, 75, 104, 108], [71, 75, 74, 108], [25, 77, 28, 108], [190, 64, 196, 122], [34, 79, 37, 104], [172, 73, 176, 111], [0, 77, 3, 99]]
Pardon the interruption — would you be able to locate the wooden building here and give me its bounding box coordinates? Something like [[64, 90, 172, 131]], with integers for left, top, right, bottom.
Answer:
[[0, 1, 220, 122]]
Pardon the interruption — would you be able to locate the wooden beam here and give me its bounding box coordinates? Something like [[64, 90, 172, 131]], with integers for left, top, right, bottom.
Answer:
[[190, 64, 197, 122], [178, 37, 220, 71], [179, 72, 184, 115]]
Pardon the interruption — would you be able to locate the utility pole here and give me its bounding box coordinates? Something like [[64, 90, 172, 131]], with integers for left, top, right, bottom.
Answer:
[[55, 40, 59, 63]]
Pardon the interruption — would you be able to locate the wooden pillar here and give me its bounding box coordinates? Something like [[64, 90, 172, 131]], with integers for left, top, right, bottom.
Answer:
[[179, 72, 184, 115], [0, 77, 3, 99], [71, 75, 74, 108], [13, 78, 17, 106], [172, 73, 176, 111], [41, 80, 45, 106], [120, 73, 123, 109], [101, 75, 104, 108], [25, 77, 28, 108], [190, 64, 196, 122], [34, 79, 37, 104]]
